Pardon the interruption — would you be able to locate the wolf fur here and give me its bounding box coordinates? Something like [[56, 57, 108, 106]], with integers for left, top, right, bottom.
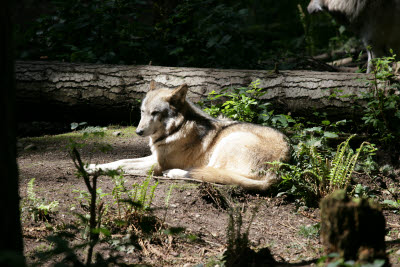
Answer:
[[89, 81, 290, 191], [307, 0, 400, 73]]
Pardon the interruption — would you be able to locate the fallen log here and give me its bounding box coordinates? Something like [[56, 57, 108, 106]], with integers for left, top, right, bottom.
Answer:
[[15, 61, 372, 123]]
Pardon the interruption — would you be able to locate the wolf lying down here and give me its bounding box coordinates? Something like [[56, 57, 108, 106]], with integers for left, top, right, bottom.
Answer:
[[89, 82, 290, 191]]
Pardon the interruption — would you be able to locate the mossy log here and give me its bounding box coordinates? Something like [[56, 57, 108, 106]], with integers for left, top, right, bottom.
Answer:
[[320, 190, 388, 265], [15, 61, 373, 123]]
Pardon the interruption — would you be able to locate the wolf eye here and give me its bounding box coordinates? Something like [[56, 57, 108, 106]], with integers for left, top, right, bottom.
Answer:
[[151, 111, 159, 116]]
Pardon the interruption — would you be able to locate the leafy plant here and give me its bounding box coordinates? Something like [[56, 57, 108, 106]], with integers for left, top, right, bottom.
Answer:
[[274, 135, 373, 206], [111, 167, 159, 224], [201, 80, 263, 122], [200, 80, 296, 129], [223, 205, 258, 266], [382, 199, 400, 209], [353, 184, 373, 199], [362, 52, 400, 143], [69, 142, 113, 265], [23, 178, 59, 222], [72, 187, 110, 240]]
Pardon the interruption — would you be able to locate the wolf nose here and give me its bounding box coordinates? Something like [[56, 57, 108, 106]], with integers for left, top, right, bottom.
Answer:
[[136, 129, 144, 136]]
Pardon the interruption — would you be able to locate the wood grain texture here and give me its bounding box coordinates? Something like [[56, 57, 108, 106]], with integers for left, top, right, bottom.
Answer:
[[15, 61, 373, 121]]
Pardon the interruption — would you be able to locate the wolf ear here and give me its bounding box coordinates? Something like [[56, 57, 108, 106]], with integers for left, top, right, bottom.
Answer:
[[168, 84, 188, 105], [149, 80, 156, 91]]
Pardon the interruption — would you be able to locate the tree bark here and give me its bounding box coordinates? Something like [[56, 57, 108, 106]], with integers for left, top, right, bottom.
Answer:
[[320, 190, 387, 265], [0, 1, 25, 266], [15, 61, 372, 123]]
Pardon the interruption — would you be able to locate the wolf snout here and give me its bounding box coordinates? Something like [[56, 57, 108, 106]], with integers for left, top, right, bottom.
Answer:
[[135, 129, 144, 136]]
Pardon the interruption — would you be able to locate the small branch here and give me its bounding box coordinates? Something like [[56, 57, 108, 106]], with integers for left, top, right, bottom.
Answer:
[[387, 222, 400, 228], [124, 174, 225, 187], [153, 175, 225, 187], [70, 147, 93, 193]]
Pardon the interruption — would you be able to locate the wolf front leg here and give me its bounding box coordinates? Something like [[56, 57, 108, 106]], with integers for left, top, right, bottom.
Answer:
[[87, 155, 158, 175]]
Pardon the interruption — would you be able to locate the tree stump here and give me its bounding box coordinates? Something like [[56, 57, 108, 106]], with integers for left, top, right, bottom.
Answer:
[[320, 190, 388, 265]]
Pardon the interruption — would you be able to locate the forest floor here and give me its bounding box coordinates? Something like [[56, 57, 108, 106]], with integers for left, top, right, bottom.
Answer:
[[17, 126, 400, 266]]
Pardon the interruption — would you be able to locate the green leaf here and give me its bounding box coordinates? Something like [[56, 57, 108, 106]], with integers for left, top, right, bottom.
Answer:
[[305, 127, 322, 133], [323, 132, 338, 138]]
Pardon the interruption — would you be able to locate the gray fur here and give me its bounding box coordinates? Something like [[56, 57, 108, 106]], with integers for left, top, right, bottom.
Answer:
[[88, 83, 290, 191], [308, 0, 400, 73]]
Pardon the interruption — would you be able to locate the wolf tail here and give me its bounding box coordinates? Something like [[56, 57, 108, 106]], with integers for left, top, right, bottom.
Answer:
[[188, 167, 278, 191]]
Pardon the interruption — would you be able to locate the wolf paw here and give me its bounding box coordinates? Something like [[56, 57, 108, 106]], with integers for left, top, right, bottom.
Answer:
[[85, 164, 100, 174], [163, 169, 189, 179]]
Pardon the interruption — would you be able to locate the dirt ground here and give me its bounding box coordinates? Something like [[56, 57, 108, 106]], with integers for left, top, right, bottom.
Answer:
[[17, 127, 400, 266]]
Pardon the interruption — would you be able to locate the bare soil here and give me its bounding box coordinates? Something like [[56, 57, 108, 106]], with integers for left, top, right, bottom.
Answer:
[[17, 127, 400, 266]]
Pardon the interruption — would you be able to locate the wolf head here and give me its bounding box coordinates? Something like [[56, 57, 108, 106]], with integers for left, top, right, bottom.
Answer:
[[135, 81, 188, 138]]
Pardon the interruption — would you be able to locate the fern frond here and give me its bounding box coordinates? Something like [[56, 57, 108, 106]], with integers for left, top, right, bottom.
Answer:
[[329, 135, 355, 188]]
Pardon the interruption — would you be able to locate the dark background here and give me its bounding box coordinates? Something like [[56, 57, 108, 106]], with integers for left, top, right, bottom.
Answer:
[[14, 0, 358, 70], [13, 0, 362, 135]]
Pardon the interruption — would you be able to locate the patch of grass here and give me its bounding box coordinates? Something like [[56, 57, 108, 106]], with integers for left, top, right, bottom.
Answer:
[[19, 126, 138, 148]]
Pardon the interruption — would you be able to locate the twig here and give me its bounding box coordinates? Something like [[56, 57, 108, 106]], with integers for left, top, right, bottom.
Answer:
[[387, 222, 400, 228], [203, 238, 225, 247], [298, 210, 320, 223], [125, 174, 225, 187], [278, 221, 298, 232]]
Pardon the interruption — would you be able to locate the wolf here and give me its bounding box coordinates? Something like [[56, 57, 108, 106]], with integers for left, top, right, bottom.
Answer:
[[307, 0, 400, 73], [88, 81, 290, 191]]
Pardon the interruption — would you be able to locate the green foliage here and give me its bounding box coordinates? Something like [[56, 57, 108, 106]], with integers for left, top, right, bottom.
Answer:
[[80, 126, 107, 137], [16, 0, 344, 68], [20, 0, 153, 64], [200, 80, 295, 129], [274, 136, 374, 206], [62, 140, 166, 265], [362, 52, 400, 143], [298, 4, 315, 56], [23, 178, 59, 222], [382, 199, 400, 209], [298, 223, 320, 239], [111, 168, 159, 223], [72, 187, 109, 239], [223, 205, 258, 266], [69, 141, 113, 265], [202, 84, 261, 123], [353, 184, 373, 199], [157, 0, 258, 67]]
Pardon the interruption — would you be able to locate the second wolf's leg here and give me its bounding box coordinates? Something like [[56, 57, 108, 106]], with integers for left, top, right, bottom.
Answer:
[[88, 155, 157, 175]]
